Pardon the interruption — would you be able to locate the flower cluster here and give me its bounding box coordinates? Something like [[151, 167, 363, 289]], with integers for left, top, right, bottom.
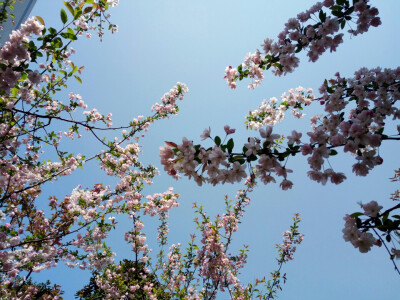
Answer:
[[225, 0, 381, 89], [246, 86, 314, 130], [163, 66, 400, 190], [241, 214, 303, 300], [0, 1, 307, 299], [151, 83, 189, 117], [306, 67, 400, 181], [344, 182, 400, 274], [74, 176, 303, 299], [343, 213, 377, 253], [0, 17, 44, 94], [160, 129, 247, 186], [0, 6, 194, 295]]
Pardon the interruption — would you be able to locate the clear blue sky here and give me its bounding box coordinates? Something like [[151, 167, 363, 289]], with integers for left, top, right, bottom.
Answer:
[[29, 1, 400, 299]]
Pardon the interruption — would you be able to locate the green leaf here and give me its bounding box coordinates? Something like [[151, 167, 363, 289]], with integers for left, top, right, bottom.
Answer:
[[227, 138, 234, 151], [74, 7, 82, 20], [329, 149, 338, 156], [374, 218, 382, 227], [60, 32, 77, 41], [350, 212, 364, 218], [35, 15, 45, 25], [11, 87, 18, 97], [63, 1, 74, 15], [330, 5, 342, 10], [48, 27, 57, 36], [382, 212, 389, 223], [53, 37, 63, 48], [319, 10, 326, 22], [20, 72, 28, 81], [60, 9, 68, 24], [248, 154, 258, 162], [74, 75, 82, 83], [83, 6, 93, 14], [215, 136, 221, 146], [68, 66, 78, 76]]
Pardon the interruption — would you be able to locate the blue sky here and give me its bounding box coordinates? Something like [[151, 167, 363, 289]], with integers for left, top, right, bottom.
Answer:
[[28, 1, 400, 299]]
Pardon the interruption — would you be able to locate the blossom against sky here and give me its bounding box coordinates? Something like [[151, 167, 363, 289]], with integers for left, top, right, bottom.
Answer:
[[30, 1, 400, 298]]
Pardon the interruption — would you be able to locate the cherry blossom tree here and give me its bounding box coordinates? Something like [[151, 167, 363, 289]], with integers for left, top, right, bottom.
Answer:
[[0, 0, 303, 299], [4, 0, 398, 298], [162, 0, 400, 273]]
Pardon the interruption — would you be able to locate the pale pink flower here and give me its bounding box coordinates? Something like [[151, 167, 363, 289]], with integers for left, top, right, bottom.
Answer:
[[300, 144, 313, 155], [362, 200, 383, 217], [200, 127, 211, 140], [354, 232, 376, 253], [330, 172, 346, 184], [224, 125, 236, 135], [287, 130, 302, 145], [280, 179, 293, 190], [323, 0, 334, 7], [352, 162, 369, 176]]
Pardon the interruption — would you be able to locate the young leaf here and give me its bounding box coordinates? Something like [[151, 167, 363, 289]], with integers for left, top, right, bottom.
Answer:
[[35, 15, 45, 25], [83, 6, 93, 15], [215, 136, 221, 146], [63, 1, 74, 15], [165, 141, 178, 148], [67, 27, 75, 35], [227, 138, 234, 151], [60, 9, 68, 24], [350, 212, 364, 218], [74, 75, 82, 83], [329, 149, 338, 156], [74, 7, 82, 20], [319, 10, 326, 22]]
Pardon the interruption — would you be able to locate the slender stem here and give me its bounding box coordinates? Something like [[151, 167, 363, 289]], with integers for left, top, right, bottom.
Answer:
[[372, 228, 400, 276]]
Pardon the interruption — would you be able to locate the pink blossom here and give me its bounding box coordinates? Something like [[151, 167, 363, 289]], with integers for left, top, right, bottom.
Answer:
[[354, 232, 376, 253], [224, 125, 236, 135], [362, 200, 383, 217], [200, 127, 211, 140], [280, 179, 293, 190], [300, 144, 313, 155], [287, 130, 302, 145], [352, 163, 369, 176]]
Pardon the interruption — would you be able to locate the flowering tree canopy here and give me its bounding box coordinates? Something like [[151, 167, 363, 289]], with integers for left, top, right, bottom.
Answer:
[[161, 0, 400, 276], [0, 0, 399, 299], [0, 0, 304, 299]]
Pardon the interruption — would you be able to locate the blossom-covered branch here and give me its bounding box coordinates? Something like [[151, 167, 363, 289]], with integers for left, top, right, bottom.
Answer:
[[76, 178, 304, 299], [344, 169, 400, 275], [224, 0, 381, 89], [162, 67, 400, 190]]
